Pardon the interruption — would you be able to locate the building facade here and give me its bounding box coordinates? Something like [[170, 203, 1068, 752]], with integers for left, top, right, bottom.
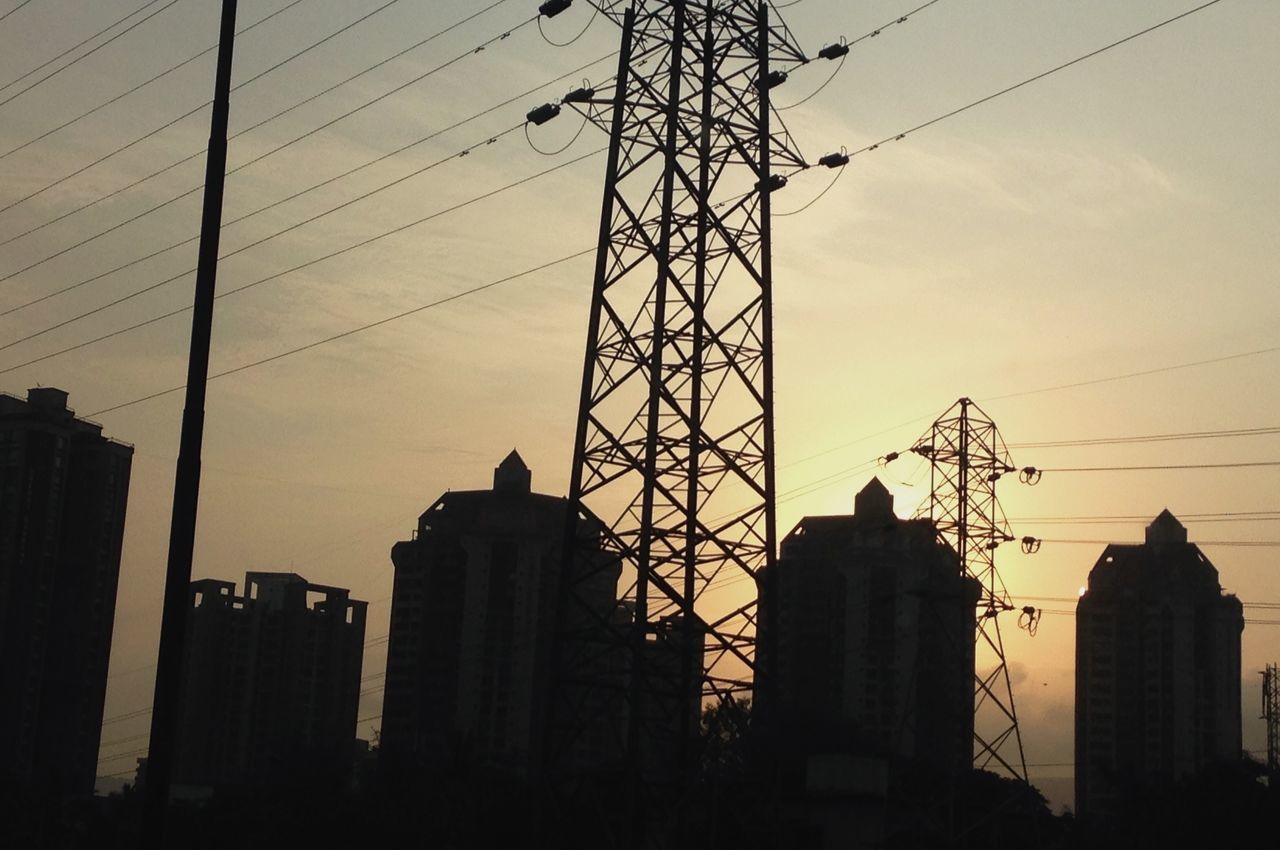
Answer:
[[758, 477, 978, 778], [0, 388, 133, 798], [381, 451, 622, 779], [1075, 510, 1244, 821], [174, 572, 367, 790]]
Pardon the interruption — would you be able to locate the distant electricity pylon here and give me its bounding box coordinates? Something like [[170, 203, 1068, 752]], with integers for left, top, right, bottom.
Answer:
[[895, 397, 1031, 780], [1264, 663, 1279, 774], [547, 0, 808, 838]]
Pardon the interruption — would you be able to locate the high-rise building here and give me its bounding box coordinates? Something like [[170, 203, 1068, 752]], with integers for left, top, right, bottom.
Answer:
[[1075, 510, 1244, 821], [381, 451, 621, 779], [173, 572, 367, 790], [0, 387, 133, 798], [758, 477, 978, 777]]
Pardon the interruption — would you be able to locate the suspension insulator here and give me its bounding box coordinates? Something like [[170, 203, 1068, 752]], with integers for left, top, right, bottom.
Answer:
[[818, 41, 849, 61], [755, 174, 788, 194], [539, 0, 572, 18], [755, 70, 788, 91], [526, 102, 562, 126]]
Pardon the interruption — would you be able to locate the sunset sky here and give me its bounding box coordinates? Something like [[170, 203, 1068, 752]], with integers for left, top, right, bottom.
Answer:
[[1, 0, 1276, 808]]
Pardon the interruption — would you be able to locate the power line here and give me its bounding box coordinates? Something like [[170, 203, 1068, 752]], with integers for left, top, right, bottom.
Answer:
[[1012, 510, 1280, 522], [0, 0, 35, 25], [1, 122, 529, 352], [0, 0, 163, 94], [0, 101, 210, 219], [1036, 461, 1280, 473], [1035, 539, 1280, 549], [100, 630, 394, 730], [0, 5, 539, 268], [0, 0, 183, 109], [985, 345, 1280, 403], [838, 0, 1227, 161], [0, 0, 309, 162], [1037, 608, 1280, 625], [1009, 425, 1280, 449], [1, 50, 616, 318], [84, 248, 596, 418], [1018, 516, 1280, 526], [1, 148, 603, 378], [1015, 593, 1280, 609]]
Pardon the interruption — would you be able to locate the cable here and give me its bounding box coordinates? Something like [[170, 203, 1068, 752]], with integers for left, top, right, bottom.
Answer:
[[774, 163, 845, 216], [0, 0, 308, 163], [1019, 516, 1280, 526], [1009, 425, 1280, 449], [841, 0, 1227, 161], [3, 149, 604, 379], [0, 0, 35, 25], [99, 732, 151, 749], [0, 0, 162, 94], [1036, 539, 1280, 548], [99, 628, 395, 730], [1011, 510, 1280, 522], [83, 248, 596, 418], [525, 110, 590, 155], [778, 51, 844, 111], [1036, 461, 1280, 473], [775, 0, 950, 111], [538, 1, 599, 47], [0, 7, 540, 266], [1015, 593, 1280, 609], [0, 0, 183, 109], [0, 51, 616, 318], [985, 345, 1280, 402], [0, 100, 211, 219], [1, 123, 528, 352]]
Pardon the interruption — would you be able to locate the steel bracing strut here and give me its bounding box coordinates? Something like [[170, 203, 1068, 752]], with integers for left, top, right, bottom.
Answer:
[[548, 0, 806, 835], [911, 397, 1030, 780]]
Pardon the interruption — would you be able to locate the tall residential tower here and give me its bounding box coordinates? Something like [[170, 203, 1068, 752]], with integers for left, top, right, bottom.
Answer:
[[758, 478, 978, 777], [0, 388, 133, 798], [173, 572, 367, 790], [381, 451, 622, 779], [1075, 511, 1244, 821]]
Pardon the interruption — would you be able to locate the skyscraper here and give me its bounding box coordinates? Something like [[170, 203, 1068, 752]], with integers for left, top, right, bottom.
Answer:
[[1075, 510, 1244, 821], [381, 451, 621, 778], [0, 387, 133, 798], [173, 572, 367, 790], [758, 478, 978, 777]]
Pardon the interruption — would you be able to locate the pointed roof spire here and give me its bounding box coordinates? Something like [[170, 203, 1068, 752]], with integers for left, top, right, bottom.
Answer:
[[493, 449, 532, 493], [854, 476, 895, 521], [1145, 509, 1187, 546]]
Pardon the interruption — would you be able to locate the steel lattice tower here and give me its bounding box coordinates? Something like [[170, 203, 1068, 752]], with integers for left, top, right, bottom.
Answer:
[[908, 397, 1028, 779], [548, 0, 807, 824], [1264, 664, 1279, 774]]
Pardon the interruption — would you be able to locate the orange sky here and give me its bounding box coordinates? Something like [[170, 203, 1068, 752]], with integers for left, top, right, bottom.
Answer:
[[1, 0, 1276, 808]]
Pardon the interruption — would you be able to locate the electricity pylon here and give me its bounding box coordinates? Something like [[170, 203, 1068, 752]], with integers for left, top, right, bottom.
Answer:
[[907, 397, 1030, 779], [547, 0, 807, 840]]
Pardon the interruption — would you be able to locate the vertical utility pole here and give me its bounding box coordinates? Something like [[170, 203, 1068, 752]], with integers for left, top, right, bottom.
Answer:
[[141, 1, 238, 846], [1264, 663, 1279, 775], [548, 1, 806, 843], [908, 398, 1029, 780]]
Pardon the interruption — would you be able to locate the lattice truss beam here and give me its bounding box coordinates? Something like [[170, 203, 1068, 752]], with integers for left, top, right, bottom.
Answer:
[[554, 0, 806, 770], [911, 397, 1029, 780]]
